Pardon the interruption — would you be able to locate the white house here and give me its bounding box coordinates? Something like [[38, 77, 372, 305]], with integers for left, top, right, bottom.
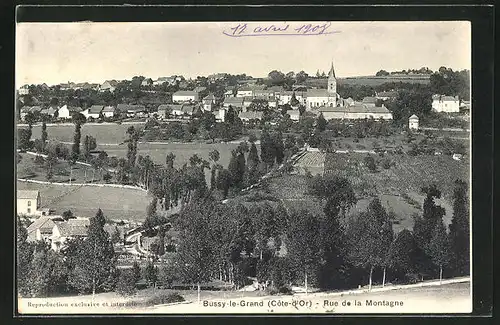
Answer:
[[236, 86, 254, 98], [87, 105, 104, 119], [17, 190, 41, 216], [173, 90, 199, 103], [286, 110, 300, 121], [26, 216, 60, 243], [317, 104, 393, 120], [50, 218, 89, 252], [57, 105, 82, 119], [19, 85, 30, 95], [202, 94, 216, 111], [375, 91, 398, 101], [99, 80, 118, 92], [102, 106, 116, 118], [141, 78, 153, 87], [215, 108, 226, 122], [432, 95, 460, 113], [238, 111, 264, 122], [409, 114, 419, 130]]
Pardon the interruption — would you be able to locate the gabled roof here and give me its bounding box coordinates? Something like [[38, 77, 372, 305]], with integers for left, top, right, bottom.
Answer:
[[409, 114, 419, 120], [173, 90, 197, 97], [224, 97, 244, 104], [182, 104, 196, 114], [306, 89, 330, 97], [18, 190, 39, 199], [55, 218, 89, 237], [362, 97, 377, 104], [102, 106, 116, 112], [41, 107, 57, 115], [89, 105, 104, 114], [27, 216, 57, 237], [169, 104, 185, 112]]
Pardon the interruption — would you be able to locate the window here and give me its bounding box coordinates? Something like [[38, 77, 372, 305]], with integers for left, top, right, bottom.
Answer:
[[27, 208, 31, 214], [27, 200, 31, 206]]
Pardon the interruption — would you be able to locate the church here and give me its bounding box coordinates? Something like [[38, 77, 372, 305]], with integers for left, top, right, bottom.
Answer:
[[304, 62, 393, 120]]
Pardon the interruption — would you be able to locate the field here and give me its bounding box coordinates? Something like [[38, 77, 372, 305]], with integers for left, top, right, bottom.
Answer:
[[17, 153, 105, 184], [29, 123, 135, 144], [17, 180, 151, 222], [305, 75, 430, 88]]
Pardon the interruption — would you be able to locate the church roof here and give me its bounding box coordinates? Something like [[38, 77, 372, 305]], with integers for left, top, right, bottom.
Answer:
[[328, 62, 336, 78]]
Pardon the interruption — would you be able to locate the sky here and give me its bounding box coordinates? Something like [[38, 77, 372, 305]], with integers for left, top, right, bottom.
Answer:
[[16, 21, 471, 87]]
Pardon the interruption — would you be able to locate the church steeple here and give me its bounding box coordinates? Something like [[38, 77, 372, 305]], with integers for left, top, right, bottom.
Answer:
[[328, 61, 336, 78]]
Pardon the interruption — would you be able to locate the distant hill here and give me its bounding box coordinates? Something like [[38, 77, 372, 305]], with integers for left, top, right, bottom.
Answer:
[[306, 74, 431, 88]]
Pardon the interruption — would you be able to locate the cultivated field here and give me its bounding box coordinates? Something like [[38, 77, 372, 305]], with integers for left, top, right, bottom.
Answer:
[[17, 180, 150, 221]]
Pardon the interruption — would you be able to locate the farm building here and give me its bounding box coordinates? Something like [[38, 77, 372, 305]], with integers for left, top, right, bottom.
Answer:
[[432, 95, 460, 113], [26, 215, 62, 243], [17, 190, 41, 216], [316, 104, 393, 120], [58, 105, 83, 119], [102, 106, 117, 118], [202, 94, 216, 111], [87, 105, 104, 119], [238, 111, 264, 122], [409, 114, 419, 130], [50, 218, 90, 252]]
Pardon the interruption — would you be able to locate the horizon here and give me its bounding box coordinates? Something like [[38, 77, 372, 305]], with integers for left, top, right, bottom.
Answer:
[[16, 21, 471, 88]]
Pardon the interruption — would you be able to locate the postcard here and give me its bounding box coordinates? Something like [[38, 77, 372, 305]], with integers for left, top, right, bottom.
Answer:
[[15, 20, 471, 314]]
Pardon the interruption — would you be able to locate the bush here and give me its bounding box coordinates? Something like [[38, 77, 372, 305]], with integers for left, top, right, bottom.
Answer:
[[116, 270, 137, 296], [145, 292, 184, 306], [34, 155, 45, 165], [382, 158, 392, 169], [103, 172, 112, 183], [267, 285, 293, 296], [364, 155, 377, 172]]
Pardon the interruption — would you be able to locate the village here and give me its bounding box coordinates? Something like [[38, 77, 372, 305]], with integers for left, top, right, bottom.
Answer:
[[16, 60, 471, 311]]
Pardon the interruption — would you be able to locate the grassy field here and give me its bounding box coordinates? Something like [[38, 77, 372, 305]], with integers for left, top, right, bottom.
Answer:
[[17, 153, 105, 184], [305, 75, 430, 88], [17, 180, 151, 221], [29, 123, 136, 144]]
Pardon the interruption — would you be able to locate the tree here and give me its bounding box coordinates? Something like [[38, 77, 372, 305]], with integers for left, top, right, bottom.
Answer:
[[428, 220, 450, 284], [387, 229, 420, 283], [316, 113, 327, 133], [144, 260, 158, 288], [176, 200, 215, 304], [71, 112, 86, 160], [268, 70, 286, 86], [216, 169, 232, 199], [346, 198, 393, 290], [44, 151, 57, 181], [246, 141, 261, 185], [18, 128, 33, 151], [364, 155, 377, 172], [69, 209, 116, 296], [209, 150, 220, 190], [17, 217, 34, 296], [144, 198, 159, 229], [111, 226, 121, 244], [62, 210, 74, 221], [132, 260, 141, 284], [414, 184, 446, 247], [295, 71, 308, 84], [82, 135, 97, 162], [116, 269, 137, 296], [375, 70, 390, 76], [448, 180, 470, 276], [286, 210, 321, 294], [260, 129, 275, 170], [41, 122, 48, 152]]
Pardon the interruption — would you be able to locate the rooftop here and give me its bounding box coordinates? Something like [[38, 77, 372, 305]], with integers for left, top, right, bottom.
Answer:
[[18, 190, 39, 199]]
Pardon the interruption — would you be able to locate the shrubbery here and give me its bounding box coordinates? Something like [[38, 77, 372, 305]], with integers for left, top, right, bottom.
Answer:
[[144, 292, 184, 306]]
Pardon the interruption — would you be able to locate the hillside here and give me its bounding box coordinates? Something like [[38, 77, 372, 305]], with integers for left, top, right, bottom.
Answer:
[[305, 75, 430, 88]]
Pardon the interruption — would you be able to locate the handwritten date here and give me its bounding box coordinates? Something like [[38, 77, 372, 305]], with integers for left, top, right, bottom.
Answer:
[[223, 22, 338, 37]]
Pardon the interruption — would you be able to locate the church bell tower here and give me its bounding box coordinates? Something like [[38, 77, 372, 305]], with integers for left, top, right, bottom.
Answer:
[[327, 61, 337, 107]]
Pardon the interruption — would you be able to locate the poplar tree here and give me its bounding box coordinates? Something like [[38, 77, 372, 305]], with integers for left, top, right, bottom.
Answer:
[[41, 121, 48, 152], [428, 220, 450, 284], [69, 209, 116, 296], [448, 180, 470, 276]]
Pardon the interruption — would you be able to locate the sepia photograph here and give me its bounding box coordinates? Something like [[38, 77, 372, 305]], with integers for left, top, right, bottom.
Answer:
[[15, 20, 471, 314]]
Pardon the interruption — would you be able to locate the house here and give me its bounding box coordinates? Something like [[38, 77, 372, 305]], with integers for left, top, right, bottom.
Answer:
[[50, 218, 90, 252], [238, 111, 264, 122], [58, 105, 82, 119], [40, 106, 58, 118], [460, 100, 471, 114], [173, 90, 199, 103], [87, 105, 104, 119], [17, 190, 41, 216], [432, 95, 460, 113], [126, 105, 147, 118], [224, 89, 235, 98], [26, 216, 61, 243], [376, 91, 398, 101], [100, 80, 118, 92], [317, 104, 393, 120], [306, 89, 337, 110], [102, 106, 116, 118], [223, 97, 244, 110], [215, 108, 226, 122], [141, 78, 153, 87], [362, 97, 378, 107], [153, 76, 177, 86], [202, 94, 216, 111], [277, 91, 307, 106], [80, 108, 90, 119], [157, 104, 171, 119], [452, 153, 463, 161], [170, 104, 186, 117], [268, 97, 278, 108], [20, 106, 43, 121], [243, 97, 254, 110], [286, 110, 300, 121], [236, 86, 254, 98], [18, 85, 30, 95], [409, 114, 419, 130], [253, 89, 275, 100]]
